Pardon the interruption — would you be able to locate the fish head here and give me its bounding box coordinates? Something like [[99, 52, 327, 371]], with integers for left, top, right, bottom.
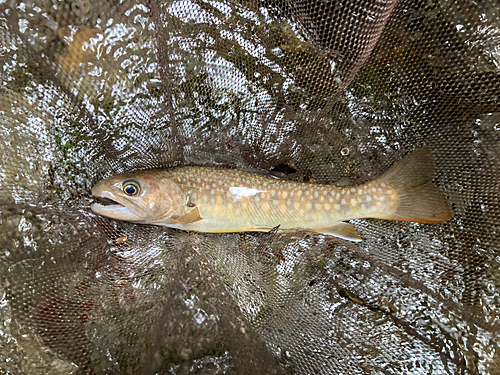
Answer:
[[90, 170, 185, 223]]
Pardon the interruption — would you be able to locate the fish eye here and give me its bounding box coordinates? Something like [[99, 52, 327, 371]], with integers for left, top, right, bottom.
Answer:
[[122, 179, 140, 196]]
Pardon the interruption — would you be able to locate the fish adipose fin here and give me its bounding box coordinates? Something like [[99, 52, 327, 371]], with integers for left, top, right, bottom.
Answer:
[[376, 146, 453, 224], [313, 222, 362, 242], [170, 207, 203, 224]]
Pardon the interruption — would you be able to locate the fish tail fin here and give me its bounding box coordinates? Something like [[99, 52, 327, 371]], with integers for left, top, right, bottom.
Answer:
[[375, 146, 453, 224]]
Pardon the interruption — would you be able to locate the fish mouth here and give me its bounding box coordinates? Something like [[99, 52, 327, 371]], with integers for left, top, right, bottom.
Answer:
[[93, 196, 120, 206], [90, 191, 147, 221], [90, 194, 128, 211]]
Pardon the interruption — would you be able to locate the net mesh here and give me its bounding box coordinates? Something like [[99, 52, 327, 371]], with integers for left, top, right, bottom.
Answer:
[[1, 0, 499, 373]]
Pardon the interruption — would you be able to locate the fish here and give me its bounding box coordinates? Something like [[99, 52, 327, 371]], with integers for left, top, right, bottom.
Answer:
[[90, 146, 453, 242]]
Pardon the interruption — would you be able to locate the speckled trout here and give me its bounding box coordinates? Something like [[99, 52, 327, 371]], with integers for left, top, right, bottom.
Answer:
[[90, 147, 453, 241]]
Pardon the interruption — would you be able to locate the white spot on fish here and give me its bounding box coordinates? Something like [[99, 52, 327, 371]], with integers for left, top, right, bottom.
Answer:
[[341, 198, 347, 204], [334, 204, 341, 210], [229, 187, 266, 200], [366, 196, 372, 202], [350, 188, 356, 193], [361, 204, 366, 210], [218, 180, 222, 185], [314, 191, 319, 198], [305, 190, 310, 196], [290, 191, 295, 198], [350, 198, 357, 205], [297, 190, 303, 197]]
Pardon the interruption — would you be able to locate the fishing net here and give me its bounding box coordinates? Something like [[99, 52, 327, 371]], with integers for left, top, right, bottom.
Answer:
[[1, 0, 499, 373]]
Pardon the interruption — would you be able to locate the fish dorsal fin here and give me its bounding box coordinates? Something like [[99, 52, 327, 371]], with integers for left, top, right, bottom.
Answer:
[[312, 222, 362, 242], [170, 207, 203, 224]]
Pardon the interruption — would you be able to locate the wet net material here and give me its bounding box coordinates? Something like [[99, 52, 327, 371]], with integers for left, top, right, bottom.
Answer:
[[0, 0, 499, 374]]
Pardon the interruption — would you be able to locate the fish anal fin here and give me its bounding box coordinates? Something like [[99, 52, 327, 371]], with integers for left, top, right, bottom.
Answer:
[[170, 207, 203, 224], [312, 222, 362, 242], [250, 225, 276, 232]]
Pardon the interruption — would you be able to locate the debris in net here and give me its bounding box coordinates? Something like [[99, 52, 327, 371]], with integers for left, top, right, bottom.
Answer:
[[116, 236, 128, 244]]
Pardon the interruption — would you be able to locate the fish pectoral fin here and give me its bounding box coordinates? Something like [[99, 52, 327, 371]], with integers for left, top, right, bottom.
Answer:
[[312, 222, 362, 242], [170, 207, 203, 224]]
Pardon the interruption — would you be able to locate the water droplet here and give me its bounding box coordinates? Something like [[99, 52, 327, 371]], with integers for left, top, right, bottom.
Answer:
[[341, 148, 349, 156], [194, 309, 206, 324], [185, 299, 194, 309]]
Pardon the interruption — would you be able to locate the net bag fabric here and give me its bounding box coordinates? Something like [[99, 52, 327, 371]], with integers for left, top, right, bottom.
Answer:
[[0, 0, 499, 373]]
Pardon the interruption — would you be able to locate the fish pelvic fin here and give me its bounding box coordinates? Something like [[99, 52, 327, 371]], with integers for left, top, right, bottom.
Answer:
[[374, 146, 453, 224], [312, 222, 362, 242]]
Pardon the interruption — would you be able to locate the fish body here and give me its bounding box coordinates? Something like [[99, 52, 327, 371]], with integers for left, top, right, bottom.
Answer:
[[91, 147, 453, 241]]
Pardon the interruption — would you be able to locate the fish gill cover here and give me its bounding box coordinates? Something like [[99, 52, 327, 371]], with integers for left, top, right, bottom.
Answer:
[[0, 0, 499, 374]]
